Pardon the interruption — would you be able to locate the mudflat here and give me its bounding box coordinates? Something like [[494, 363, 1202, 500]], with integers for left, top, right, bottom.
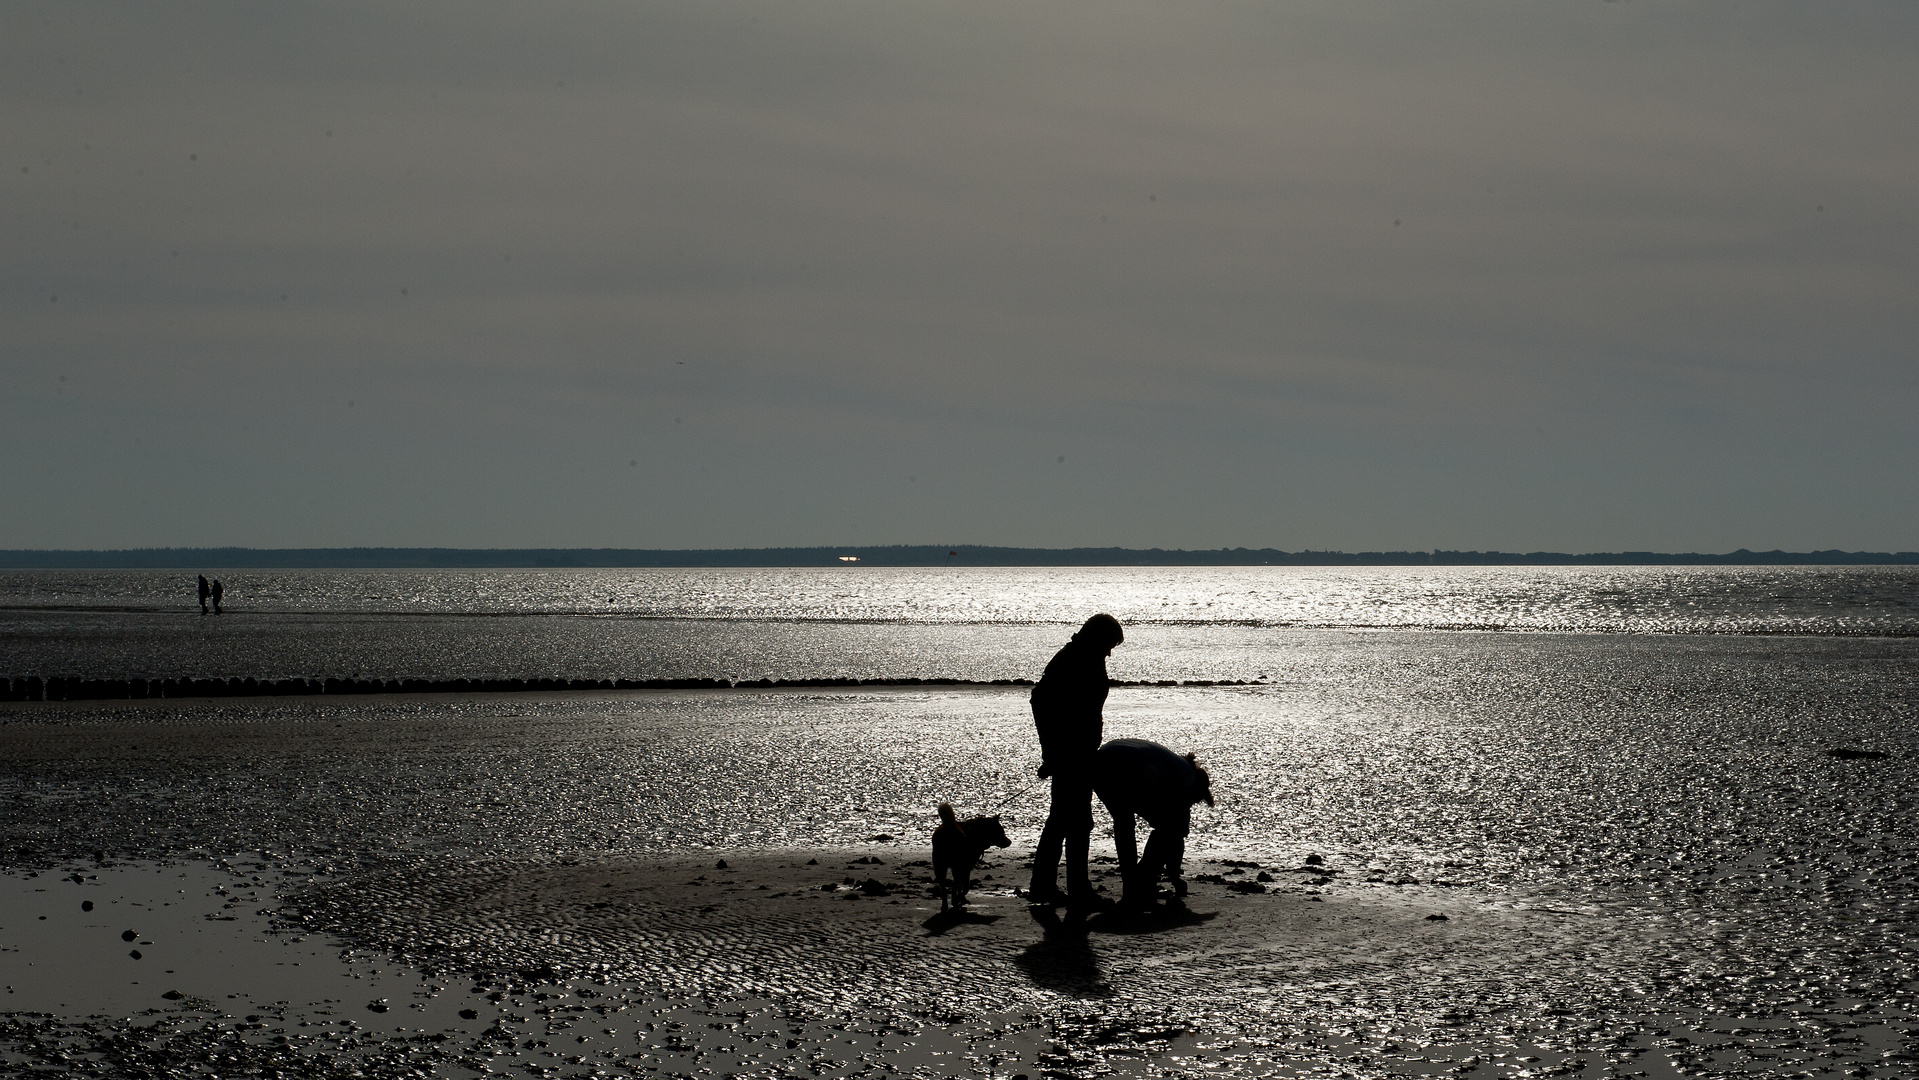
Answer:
[[5, 842, 1611, 1079], [4, 686, 1917, 1078]]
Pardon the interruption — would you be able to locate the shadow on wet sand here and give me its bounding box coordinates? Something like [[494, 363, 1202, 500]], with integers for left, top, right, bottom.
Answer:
[[1085, 899, 1218, 935], [1014, 905, 1112, 997], [919, 908, 1002, 935]]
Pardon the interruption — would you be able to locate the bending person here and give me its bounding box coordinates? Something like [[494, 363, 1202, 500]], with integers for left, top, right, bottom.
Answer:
[[1027, 613, 1124, 909], [1093, 738, 1214, 910]]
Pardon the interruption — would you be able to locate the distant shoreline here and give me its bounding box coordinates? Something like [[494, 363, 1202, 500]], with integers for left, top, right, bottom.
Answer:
[[2, 545, 1915, 568]]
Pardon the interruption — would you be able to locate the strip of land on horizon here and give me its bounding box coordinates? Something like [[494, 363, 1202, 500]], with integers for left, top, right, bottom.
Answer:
[[3, 546, 1915, 568]]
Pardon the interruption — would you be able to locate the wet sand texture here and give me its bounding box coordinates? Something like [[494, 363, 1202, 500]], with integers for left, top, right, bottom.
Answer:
[[11, 846, 1913, 1080], [1, 851, 1649, 1080], [6, 635, 1919, 1077]]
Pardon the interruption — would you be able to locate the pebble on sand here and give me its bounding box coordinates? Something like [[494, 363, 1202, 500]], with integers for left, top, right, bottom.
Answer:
[[121, 929, 138, 941]]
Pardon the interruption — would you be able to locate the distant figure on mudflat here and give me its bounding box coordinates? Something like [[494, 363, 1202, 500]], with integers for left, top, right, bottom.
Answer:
[[211, 578, 224, 614], [1093, 737, 1214, 911], [197, 575, 211, 615], [1026, 612, 1123, 911]]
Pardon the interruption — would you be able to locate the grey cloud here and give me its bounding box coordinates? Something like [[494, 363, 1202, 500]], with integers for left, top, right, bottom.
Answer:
[[3, 1, 1916, 550]]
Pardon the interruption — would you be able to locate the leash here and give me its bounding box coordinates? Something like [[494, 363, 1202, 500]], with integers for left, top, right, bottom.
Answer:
[[982, 773, 1046, 816]]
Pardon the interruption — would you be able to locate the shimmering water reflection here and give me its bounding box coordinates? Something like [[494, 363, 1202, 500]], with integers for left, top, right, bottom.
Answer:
[[6, 564, 1917, 634]]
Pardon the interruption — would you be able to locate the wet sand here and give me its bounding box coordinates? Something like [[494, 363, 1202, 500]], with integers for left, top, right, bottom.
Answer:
[[6, 676, 1919, 1078], [5, 848, 1657, 1080]]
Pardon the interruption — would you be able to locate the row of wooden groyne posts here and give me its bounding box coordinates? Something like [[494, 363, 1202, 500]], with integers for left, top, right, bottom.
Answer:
[[1, 675, 1261, 702]]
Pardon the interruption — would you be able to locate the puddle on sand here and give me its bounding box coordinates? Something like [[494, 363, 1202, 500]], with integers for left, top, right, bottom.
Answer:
[[0, 859, 632, 1078], [0, 860, 1122, 1079], [0, 859, 494, 1030]]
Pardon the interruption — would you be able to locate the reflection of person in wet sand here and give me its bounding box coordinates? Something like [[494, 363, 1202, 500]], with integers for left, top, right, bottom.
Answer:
[[197, 575, 211, 615], [1093, 738, 1214, 911], [1026, 614, 1123, 911]]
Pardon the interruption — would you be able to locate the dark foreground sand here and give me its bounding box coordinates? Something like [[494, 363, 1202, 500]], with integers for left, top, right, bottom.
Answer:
[[18, 845, 1904, 1080], [6, 848, 1674, 1080], [6, 690, 1919, 1078]]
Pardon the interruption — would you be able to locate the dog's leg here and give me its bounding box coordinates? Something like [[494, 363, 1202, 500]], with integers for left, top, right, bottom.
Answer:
[[953, 857, 972, 908], [934, 849, 949, 911]]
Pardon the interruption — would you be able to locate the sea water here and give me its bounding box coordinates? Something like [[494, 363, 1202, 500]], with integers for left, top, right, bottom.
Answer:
[[3, 564, 1915, 682]]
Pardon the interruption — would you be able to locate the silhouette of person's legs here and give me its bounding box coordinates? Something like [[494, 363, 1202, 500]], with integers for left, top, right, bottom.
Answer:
[[1030, 808, 1067, 900], [1065, 828, 1092, 901], [1136, 826, 1188, 902], [1031, 764, 1095, 903], [1106, 803, 1143, 904]]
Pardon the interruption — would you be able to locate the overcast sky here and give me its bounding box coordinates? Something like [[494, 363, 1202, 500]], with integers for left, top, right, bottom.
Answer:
[[4, 1, 1915, 552]]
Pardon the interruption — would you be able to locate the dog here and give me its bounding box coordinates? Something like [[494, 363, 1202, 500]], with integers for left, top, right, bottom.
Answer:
[[931, 802, 1011, 911]]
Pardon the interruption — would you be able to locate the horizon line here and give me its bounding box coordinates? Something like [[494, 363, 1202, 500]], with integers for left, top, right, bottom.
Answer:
[[2, 545, 1916, 569]]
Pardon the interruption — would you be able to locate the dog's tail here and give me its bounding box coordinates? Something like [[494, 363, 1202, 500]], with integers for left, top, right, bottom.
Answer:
[[937, 802, 956, 826]]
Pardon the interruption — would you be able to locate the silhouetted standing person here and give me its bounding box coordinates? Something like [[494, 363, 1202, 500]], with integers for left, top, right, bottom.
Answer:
[[210, 578, 223, 614], [197, 575, 211, 615], [1092, 738, 1214, 910], [1026, 613, 1123, 910]]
